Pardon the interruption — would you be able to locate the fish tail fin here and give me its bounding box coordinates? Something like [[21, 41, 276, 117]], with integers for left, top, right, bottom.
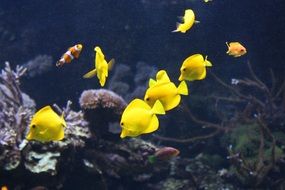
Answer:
[[108, 58, 115, 70], [172, 22, 181, 32], [204, 56, 212, 67], [83, 69, 97, 78], [151, 100, 165, 115], [177, 81, 188, 95], [56, 60, 64, 67], [195, 20, 200, 24], [148, 155, 156, 164]]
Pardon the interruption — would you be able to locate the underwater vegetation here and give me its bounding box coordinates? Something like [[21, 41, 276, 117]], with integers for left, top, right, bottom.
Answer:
[[154, 61, 285, 188]]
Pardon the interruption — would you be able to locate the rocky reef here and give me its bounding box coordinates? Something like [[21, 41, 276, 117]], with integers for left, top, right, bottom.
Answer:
[[0, 62, 237, 190]]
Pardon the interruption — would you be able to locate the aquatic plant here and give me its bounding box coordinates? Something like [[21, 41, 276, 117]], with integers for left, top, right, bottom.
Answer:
[[153, 62, 285, 188]]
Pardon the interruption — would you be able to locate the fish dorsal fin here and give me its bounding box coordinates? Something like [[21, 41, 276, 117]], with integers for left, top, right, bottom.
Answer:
[[183, 54, 203, 66], [83, 69, 97, 78], [177, 81, 188, 95], [225, 42, 230, 48], [108, 58, 115, 70], [126, 99, 150, 112], [149, 78, 157, 87], [156, 70, 170, 83], [32, 106, 54, 122], [204, 55, 212, 67], [151, 100, 165, 115]]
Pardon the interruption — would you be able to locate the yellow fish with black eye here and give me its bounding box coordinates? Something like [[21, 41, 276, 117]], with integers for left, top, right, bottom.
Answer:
[[172, 9, 200, 33], [179, 54, 212, 81], [145, 70, 188, 111], [83, 46, 115, 87], [120, 99, 165, 138], [26, 106, 66, 142]]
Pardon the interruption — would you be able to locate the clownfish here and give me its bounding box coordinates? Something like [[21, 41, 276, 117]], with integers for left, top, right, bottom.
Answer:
[[56, 44, 83, 67]]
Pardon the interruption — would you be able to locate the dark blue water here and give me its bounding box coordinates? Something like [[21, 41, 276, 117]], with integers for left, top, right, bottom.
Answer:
[[1, 0, 284, 109]]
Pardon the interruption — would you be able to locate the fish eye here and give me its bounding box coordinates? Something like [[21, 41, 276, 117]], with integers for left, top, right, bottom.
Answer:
[[31, 125, 36, 129], [146, 97, 150, 101], [120, 122, 124, 126], [182, 68, 186, 71]]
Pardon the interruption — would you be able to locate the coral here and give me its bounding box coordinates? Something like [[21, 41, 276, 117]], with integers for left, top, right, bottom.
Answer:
[[22, 55, 53, 78], [24, 151, 61, 175], [0, 62, 33, 170], [152, 62, 285, 188], [0, 63, 91, 180], [79, 89, 126, 138]]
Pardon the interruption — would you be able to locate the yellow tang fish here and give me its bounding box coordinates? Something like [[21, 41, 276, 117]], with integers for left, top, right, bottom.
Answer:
[[120, 99, 165, 138], [226, 42, 247, 57], [172, 9, 200, 33], [26, 106, 66, 142], [83, 46, 115, 87], [145, 70, 188, 111], [179, 54, 212, 81]]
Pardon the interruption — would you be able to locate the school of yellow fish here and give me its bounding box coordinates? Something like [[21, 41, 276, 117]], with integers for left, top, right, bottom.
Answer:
[[26, 7, 247, 142]]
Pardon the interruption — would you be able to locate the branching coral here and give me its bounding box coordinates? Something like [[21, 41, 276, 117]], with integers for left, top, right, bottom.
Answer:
[[153, 61, 285, 187], [0, 62, 34, 170]]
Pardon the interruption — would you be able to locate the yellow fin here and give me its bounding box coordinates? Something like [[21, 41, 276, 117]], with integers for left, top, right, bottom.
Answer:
[[164, 95, 181, 111], [108, 58, 115, 70], [149, 78, 157, 87], [156, 70, 170, 83], [177, 81, 188, 95], [142, 116, 159, 134], [83, 69, 97, 78], [127, 99, 150, 112], [204, 56, 212, 67], [55, 125, 65, 140], [151, 100, 165, 115]]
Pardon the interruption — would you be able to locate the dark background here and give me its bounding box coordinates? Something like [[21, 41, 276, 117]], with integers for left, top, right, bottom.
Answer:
[[1, 0, 285, 109]]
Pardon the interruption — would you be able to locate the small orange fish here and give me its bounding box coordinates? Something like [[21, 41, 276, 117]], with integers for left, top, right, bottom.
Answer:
[[56, 44, 83, 67], [226, 42, 247, 57]]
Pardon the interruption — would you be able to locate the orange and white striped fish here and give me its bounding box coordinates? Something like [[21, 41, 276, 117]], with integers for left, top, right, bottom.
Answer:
[[56, 44, 83, 67]]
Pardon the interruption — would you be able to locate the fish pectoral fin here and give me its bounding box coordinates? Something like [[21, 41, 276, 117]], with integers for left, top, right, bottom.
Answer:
[[83, 69, 97, 78], [108, 58, 115, 70], [39, 128, 48, 135]]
